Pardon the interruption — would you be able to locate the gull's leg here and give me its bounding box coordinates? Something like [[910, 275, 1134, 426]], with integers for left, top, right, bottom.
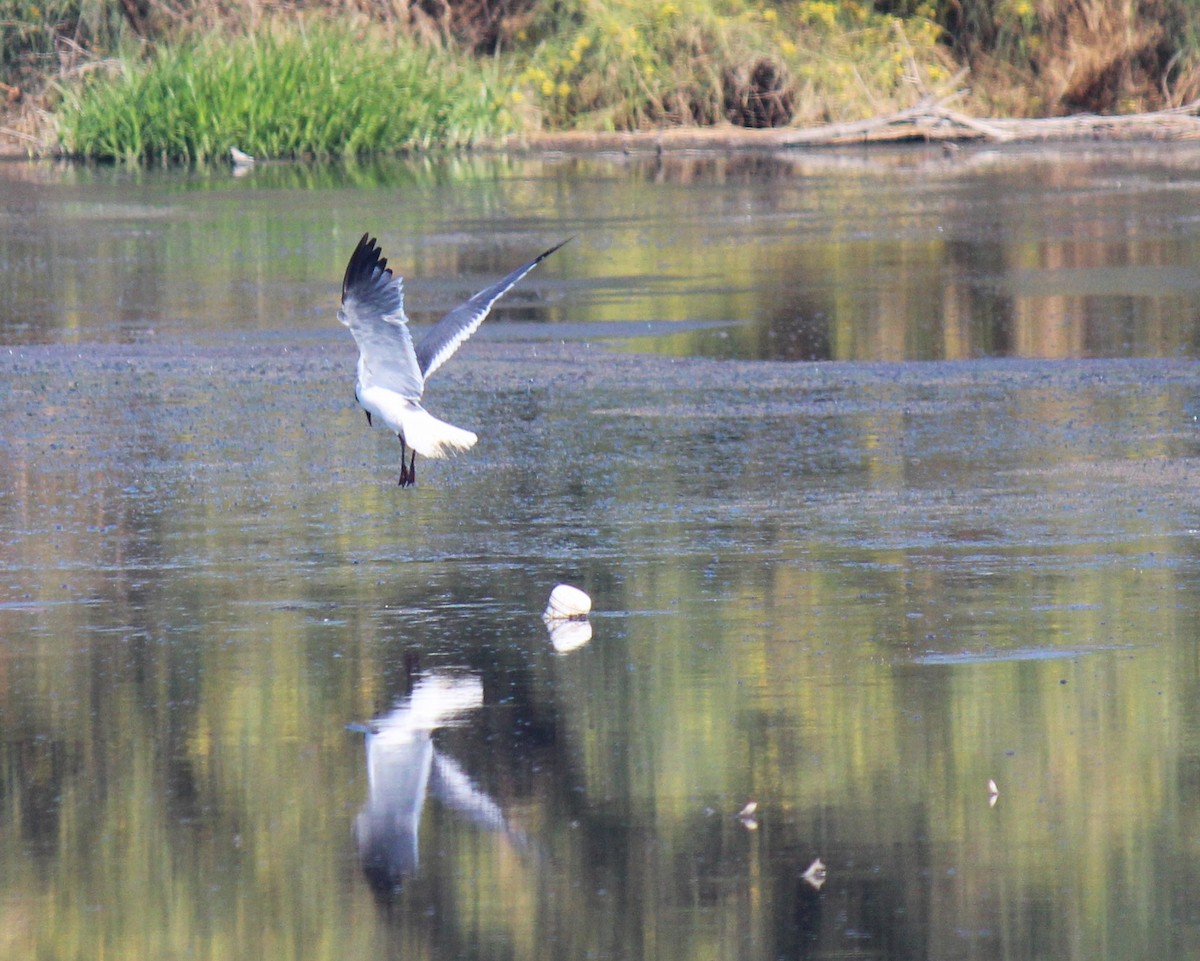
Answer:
[[398, 435, 411, 487], [364, 411, 372, 427], [408, 448, 416, 486]]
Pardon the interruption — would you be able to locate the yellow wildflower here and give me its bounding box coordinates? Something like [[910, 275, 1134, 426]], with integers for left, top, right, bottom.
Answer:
[[801, 1, 838, 29]]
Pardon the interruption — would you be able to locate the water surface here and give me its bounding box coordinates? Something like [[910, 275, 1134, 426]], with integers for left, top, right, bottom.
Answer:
[[2, 145, 1200, 961]]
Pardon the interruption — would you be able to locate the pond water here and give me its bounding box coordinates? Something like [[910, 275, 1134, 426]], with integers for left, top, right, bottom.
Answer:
[[2, 143, 1200, 961]]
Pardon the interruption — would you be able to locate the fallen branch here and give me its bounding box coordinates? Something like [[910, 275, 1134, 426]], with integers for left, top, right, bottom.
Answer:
[[514, 96, 1200, 153], [772, 97, 1200, 145], [0, 125, 45, 146], [979, 100, 1200, 142]]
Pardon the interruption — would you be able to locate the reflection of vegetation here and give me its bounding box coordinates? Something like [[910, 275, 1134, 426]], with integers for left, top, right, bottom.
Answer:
[[568, 151, 1200, 362], [5, 151, 1200, 360]]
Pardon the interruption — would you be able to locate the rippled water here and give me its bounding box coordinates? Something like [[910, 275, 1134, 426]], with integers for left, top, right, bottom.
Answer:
[[2, 145, 1200, 961]]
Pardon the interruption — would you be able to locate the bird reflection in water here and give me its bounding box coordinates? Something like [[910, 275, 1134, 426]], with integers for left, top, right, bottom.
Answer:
[[350, 670, 515, 900]]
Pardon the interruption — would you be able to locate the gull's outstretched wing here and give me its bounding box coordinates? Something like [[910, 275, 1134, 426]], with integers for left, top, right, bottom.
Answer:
[[430, 752, 507, 832], [338, 234, 424, 399], [415, 238, 571, 381]]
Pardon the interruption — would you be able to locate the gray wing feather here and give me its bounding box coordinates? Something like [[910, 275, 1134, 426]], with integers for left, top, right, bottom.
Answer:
[[430, 752, 507, 832], [339, 234, 424, 399], [415, 238, 571, 381]]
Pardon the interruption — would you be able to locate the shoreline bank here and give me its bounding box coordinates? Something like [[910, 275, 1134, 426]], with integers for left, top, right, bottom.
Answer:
[[10, 106, 1200, 162]]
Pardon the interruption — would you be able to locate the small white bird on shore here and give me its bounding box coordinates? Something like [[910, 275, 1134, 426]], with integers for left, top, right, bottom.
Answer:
[[338, 233, 568, 486], [229, 145, 256, 168]]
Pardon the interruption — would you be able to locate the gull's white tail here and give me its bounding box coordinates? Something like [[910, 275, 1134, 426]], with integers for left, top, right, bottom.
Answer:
[[401, 406, 478, 459], [357, 384, 477, 459]]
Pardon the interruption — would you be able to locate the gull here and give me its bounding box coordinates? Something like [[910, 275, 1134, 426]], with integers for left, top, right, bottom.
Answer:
[[229, 145, 255, 168], [338, 232, 568, 486]]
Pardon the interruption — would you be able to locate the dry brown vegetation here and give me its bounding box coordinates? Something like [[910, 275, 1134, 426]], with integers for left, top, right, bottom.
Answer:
[[938, 0, 1200, 116]]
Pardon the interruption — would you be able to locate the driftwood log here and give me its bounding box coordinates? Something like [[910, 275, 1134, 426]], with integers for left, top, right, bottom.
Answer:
[[517, 97, 1200, 153]]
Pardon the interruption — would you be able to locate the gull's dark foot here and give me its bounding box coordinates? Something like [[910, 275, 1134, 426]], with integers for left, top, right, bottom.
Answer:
[[397, 436, 415, 487]]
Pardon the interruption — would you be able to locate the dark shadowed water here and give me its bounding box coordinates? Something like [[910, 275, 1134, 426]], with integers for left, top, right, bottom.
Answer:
[[2, 144, 1200, 961]]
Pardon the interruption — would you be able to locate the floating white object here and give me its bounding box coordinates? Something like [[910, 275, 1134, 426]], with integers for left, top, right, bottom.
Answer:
[[737, 800, 759, 830], [801, 858, 827, 890], [545, 618, 593, 654], [988, 778, 999, 807], [230, 146, 256, 166], [543, 584, 593, 653], [544, 583, 592, 620]]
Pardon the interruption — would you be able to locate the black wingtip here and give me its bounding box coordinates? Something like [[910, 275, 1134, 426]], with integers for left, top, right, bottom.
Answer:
[[342, 233, 391, 304], [536, 235, 575, 264]]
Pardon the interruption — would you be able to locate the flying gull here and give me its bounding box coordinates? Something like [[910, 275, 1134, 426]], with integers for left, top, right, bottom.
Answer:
[[338, 233, 568, 486]]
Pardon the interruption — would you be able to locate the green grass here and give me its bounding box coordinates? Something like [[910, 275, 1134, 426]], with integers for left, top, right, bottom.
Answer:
[[54, 22, 513, 163]]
